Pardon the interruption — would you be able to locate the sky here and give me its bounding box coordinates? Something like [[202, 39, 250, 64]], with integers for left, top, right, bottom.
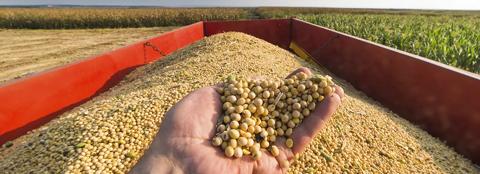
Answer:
[[1, 0, 480, 10]]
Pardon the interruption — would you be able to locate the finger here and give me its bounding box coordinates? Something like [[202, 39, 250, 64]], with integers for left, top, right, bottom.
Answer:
[[212, 83, 225, 94], [290, 92, 342, 154], [274, 137, 295, 172], [253, 149, 283, 174], [286, 67, 312, 78], [334, 85, 345, 99]]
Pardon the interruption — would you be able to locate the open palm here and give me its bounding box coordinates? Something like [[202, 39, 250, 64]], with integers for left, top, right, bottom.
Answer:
[[130, 68, 344, 174]]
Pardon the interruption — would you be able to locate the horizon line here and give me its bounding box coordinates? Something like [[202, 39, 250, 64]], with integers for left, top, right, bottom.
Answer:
[[1, 5, 480, 11]]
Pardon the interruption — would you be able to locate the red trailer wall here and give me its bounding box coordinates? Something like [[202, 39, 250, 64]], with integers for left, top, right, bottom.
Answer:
[[0, 22, 204, 144], [290, 19, 480, 164]]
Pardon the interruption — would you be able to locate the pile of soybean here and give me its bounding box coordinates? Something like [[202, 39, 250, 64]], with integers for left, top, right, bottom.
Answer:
[[0, 32, 478, 173]]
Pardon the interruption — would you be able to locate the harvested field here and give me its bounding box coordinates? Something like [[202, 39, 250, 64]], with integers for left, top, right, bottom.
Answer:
[[0, 27, 176, 84], [0, 32, 477, 173]]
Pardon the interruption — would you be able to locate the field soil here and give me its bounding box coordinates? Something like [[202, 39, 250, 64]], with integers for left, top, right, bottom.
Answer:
[[0, 27, 177, 84]]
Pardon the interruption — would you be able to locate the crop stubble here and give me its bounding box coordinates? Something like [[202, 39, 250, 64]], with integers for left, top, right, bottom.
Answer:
[[0, 27, 176, 83]]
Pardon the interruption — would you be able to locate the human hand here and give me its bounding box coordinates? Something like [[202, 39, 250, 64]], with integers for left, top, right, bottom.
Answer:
[[130, 67, 344, 174]]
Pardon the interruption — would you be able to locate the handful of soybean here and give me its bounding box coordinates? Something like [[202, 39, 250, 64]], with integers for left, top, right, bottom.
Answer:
[[212, 72, 336, 160]]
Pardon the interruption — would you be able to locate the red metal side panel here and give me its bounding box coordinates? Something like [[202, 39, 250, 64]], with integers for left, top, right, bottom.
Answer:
[[204, 19, 291, 49], [0, 22, 204, 144], [291, 19, 480, 164]]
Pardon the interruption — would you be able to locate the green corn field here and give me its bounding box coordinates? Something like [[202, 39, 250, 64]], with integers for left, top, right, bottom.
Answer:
[[0, 8, 252, 28]]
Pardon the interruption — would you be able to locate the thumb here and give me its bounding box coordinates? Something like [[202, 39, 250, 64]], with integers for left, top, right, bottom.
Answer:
[[290, 90, 342, 154], [272, 85, 343, 171]]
